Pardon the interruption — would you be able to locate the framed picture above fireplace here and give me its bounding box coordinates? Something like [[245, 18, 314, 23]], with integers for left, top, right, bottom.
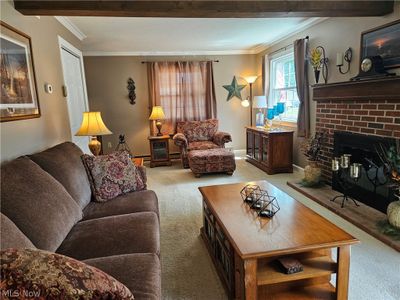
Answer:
[[360, 20, 400, 70], [0, 21, 40, 122]]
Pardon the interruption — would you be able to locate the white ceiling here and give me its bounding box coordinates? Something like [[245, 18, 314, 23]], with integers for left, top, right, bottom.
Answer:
[[60, 17, 324, 56]]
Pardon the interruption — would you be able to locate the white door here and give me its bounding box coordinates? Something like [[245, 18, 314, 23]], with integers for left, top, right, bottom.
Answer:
[[59, 37, 90, 153]]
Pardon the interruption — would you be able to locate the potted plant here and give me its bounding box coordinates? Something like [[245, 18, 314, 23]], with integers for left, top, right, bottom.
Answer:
[[378, 141, 400, 229], [309, 48, 322, 83], [300, 131, 326, 187]]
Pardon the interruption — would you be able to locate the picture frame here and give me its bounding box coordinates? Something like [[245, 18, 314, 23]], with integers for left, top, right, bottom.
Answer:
[[0, 21, 40, 122], [359, 20, 400, 70]]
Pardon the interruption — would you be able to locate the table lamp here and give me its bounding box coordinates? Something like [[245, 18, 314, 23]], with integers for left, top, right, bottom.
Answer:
[[149, 106, 166, 136], [253, 95, 267, 127], [75, 111, 112, 156]]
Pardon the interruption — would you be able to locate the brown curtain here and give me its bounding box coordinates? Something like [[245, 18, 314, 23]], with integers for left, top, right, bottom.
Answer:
[[147, 61, 217, 134], [294, 38, 310, 138]]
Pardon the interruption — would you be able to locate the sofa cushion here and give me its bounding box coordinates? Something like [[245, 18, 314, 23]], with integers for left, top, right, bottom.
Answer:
[[29, 142, 92, 209], [82, 151, 145, 202], [0, 157, 82, 252], [1, 248, 134, 300], [57, 212, 160, 260], [82, 190, 159, 221], [0, 213, 35, 250], [84, 253, 161, 300]]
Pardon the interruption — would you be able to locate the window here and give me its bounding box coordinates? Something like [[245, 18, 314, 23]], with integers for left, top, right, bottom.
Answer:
[[148, 61, 217, 134], [268, 50, 299, 123]]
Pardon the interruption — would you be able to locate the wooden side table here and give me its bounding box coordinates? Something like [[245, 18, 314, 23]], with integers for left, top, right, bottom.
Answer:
[[148, 135, 172, 168]]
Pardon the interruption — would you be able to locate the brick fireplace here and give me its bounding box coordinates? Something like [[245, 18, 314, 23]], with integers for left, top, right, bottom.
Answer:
[[312, 77, 400, 182]]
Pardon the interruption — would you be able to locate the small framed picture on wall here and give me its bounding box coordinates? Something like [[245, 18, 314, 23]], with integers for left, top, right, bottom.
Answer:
[[360, 20, 400, 70], [0, 21, 40, 122]]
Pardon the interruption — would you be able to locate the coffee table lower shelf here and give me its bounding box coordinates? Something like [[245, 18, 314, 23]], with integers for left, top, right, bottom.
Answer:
[[201, 226, 337, 300], [259, 283, 336, 300]]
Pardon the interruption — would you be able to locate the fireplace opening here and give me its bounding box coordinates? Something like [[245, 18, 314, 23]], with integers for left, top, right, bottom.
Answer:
[[332, 131, 397, 213]]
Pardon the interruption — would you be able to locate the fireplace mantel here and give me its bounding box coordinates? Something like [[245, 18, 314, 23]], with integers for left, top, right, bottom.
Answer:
[[312, 76, 400, 102]]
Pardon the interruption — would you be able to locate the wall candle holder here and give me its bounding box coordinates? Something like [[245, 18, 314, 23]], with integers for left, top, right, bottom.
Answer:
[[336, 48, 352, 74], [331, 155, 361, 208]]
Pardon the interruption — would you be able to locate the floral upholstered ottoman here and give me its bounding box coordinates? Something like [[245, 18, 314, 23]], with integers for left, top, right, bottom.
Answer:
[[188, 148, 236, 177]]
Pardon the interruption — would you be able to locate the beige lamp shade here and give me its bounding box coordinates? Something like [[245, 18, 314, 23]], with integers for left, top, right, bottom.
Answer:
[[75, 112, 112, 136], [253, 95, 267, 109], [149, 106, 165, 120], [244, 75, 258, 84]]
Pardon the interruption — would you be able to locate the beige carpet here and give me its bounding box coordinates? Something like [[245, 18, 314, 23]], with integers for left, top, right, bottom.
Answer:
[[146, 155, 400, 300]]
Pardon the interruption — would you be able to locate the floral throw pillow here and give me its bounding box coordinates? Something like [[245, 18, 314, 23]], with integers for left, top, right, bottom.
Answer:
[[82, 151, 145, 202], [0, 248, 134, 300]]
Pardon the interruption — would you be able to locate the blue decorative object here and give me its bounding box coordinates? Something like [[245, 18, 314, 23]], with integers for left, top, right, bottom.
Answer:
[[272, 105, 278, 117], [277, 102, 285, 115], [267, 108, 275, 120]]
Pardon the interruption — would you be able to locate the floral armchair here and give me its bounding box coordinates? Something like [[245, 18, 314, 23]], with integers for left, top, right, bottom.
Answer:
[[173, 119, 232, 168]]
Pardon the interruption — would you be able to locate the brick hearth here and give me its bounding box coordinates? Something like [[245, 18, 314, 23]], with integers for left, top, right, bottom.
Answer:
[[315, 99, 400, 181]]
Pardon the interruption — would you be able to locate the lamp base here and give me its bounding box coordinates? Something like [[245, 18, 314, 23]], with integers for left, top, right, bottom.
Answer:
[[255, 111, 265, 127], [156, 120, 163, 136], [89, 136, 101, 156]]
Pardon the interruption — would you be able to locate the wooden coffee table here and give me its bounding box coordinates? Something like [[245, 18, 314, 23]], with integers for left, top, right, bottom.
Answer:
[[199, 181, 359, 300]]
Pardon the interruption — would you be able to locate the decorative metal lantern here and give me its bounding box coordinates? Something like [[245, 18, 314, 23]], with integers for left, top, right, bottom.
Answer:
[[240, 184, 262, 204], [240, 184, 280, 218]]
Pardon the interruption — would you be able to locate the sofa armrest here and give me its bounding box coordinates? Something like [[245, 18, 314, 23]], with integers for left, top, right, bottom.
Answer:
[[213, 131, 232, 147], [137, 165, 147, 190], [173, 133, 188, 149]]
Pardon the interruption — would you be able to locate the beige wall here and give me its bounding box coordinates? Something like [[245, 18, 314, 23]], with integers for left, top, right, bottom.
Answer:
[[256, 5, 400, 167], [84, 55, 256, 156], [0, 0, 82, 162]]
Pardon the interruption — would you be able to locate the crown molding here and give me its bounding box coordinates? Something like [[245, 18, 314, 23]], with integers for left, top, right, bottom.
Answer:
[[55, 16, 87, 41], [250, 17, 329, 54], [83, 49, 257, 56]]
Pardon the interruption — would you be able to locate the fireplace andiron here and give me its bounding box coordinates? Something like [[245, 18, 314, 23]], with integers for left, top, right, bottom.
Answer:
[[331, 154, 361, 208], [240, 184, 280, 218]]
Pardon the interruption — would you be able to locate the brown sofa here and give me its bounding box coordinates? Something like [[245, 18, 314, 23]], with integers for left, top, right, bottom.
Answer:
[[173, 119, 232, 168], [0, 142, 161, 299]]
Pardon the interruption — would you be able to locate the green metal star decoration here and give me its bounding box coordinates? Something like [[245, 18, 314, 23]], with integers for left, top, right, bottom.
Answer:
[[223, 76, 246, 101]]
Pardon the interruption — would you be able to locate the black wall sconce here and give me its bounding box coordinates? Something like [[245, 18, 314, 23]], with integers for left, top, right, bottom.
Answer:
[[336, 48, 352, 74]]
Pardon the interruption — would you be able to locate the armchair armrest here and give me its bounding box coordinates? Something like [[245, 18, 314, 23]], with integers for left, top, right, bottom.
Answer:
[[173, 133, 188, 149], [213, 131, 232, 147]]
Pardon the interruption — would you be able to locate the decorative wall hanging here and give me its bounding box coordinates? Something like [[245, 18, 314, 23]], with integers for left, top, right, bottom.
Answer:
[[0, 21, 40, 122], [309, 46, 329, 84], [360, 20, 400, 70], [223, 76, 246, 101], [127, 77, 136, 105]]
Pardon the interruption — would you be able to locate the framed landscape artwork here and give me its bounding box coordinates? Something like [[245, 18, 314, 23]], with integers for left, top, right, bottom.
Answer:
[[0, 21, 40, 122], [360, 20, 400, 70]]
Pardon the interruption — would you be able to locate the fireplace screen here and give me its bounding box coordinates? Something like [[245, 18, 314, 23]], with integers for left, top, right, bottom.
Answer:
[[333, 131, 397, 213]]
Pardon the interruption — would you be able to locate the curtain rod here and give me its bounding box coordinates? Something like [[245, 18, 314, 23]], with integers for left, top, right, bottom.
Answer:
[[268, 36, 309, 57], [141, 60, 219, 64]]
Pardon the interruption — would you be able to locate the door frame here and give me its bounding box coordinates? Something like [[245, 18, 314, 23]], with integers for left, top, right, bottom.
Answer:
[[58, 36, 90, 137]]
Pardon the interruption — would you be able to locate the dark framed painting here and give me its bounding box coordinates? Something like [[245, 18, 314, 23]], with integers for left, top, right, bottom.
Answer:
[[360, 20, 400, 70], [0, 21, 40, 122]]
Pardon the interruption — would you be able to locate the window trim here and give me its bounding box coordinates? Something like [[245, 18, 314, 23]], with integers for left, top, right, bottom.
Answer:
[[268, 48, 299, 124]]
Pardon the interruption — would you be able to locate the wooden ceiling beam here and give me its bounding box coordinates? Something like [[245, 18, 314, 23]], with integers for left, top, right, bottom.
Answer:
[[13, 1, 394, 18]]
